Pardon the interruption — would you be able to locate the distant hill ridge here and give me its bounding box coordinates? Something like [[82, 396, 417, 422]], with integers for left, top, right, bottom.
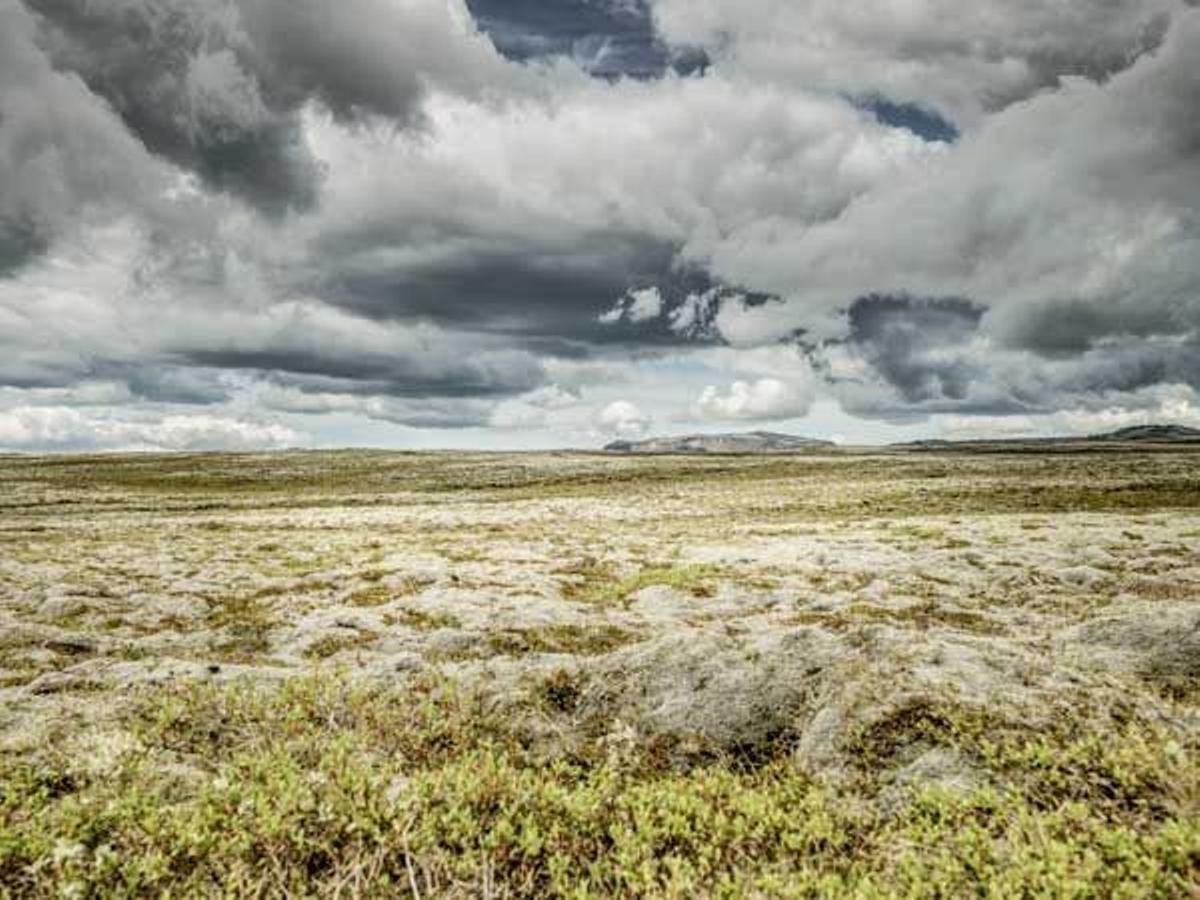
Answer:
[[1089, 424, 1200, 442], [894, 423, 1200, 450], [604, 431, 834, 454]]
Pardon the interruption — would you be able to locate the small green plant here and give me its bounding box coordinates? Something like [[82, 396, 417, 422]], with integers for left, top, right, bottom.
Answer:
[[384, 607, 462, 631], [0, 674, 1195, 897], [538, 667, 583, 713], [487, 623, 636, 656], [565, 564, 725, 607], [344, 585, 392, 607], [792, 602, 1002, 635], [304, 631, 379, 659], [206, 594, 275, 660]]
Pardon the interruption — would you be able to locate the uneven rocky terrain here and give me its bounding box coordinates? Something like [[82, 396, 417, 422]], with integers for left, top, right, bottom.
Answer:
[[1, 449, 1198, 895]]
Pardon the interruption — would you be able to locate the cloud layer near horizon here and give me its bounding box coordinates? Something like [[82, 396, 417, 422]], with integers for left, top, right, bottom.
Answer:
[[1, 0, 1199, 450]]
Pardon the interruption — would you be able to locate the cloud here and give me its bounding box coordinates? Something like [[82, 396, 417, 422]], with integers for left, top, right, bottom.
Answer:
[[286, 73, 936, 355], [22, 0, 521, 216], [708, 9, 1200, 330], [842, 295, 985, 404], [0, 0, 178, 274], [668, 290, 720, 338], [656, 8, 1200, 420], [2, 0, 1199, 449], [599, 286, 663, 324], [648, 0, 1177, 125], [489, 385, 581, 429], [174, 301, 548, 399], [696, 376, 815, 422], [251, 382, 497, 429], [599, 399, 650, 436], [1, 0, 945, 434], [930, 384, 1200, 439], [0, 406, 300, 451]]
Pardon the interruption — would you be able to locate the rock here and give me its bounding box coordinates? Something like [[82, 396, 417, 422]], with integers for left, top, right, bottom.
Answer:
[[425, 630, 481, 658], [391, 652, 425, 673], [578, 627, 842, 759], [27, 671, 97, 695], [37, 595, 88, 621], [877, 747, 985, 814], [1056, 565, 1111, 589], [43, 635, 98, 656], [891, 746, 982, 793], [1062, 603, 1200, 684]]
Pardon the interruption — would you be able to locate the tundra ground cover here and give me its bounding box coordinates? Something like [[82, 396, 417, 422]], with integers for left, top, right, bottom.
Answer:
[[1, 449, 1198, 895]]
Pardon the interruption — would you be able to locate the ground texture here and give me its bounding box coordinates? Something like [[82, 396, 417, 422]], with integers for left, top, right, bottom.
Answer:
[[1, 449, 1199, 896]]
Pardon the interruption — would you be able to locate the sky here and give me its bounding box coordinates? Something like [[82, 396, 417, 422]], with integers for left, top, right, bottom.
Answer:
[[1, 0, 1199, 452]]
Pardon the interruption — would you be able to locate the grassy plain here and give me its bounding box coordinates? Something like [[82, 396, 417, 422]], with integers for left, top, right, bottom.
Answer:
[[1, 447, 1198, 895]]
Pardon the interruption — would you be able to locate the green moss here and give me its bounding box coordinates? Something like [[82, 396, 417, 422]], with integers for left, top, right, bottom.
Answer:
[[792, 602, 1003, 636], [304, 631, 379, 660], [383, 607, 462, 631], [344, 585, 393, 608], [206, 595, 275, 661], [486, 623, 637, 656], [565, 564, 725, 607]]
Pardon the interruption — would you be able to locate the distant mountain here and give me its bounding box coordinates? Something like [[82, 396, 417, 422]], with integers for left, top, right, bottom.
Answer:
[[604, 431, 835, 454], [1088, 424, 1200, 443], [893, 423, 1200, 451]]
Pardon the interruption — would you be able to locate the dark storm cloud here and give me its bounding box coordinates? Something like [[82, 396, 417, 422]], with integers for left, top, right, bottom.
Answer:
[[98, 364, 233, 405], [144, 297, 554, 400], [831, 293, 1200, 421], [186, 348, 543, 399], [0, 215, 50, 277], [25, 0, 319, 215], [467, 0, 706, 78], [22, 0, 514, 216], [1, 0, 169, 273], [844, 295, 985, 403], [991, 299, 1195, 358], [0, 354, 230, 404], [318, 234, 691, 345]]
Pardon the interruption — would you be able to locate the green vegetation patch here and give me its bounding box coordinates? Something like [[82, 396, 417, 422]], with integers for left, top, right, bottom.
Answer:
[[206, 594, 275, 661], [487, 623, 637, 657], [383, 607, 462, 631], [793, 602, 1004, 636], [562, 563, 725, 607], [304, 631, 380, 660], [0, 675, 1196, 897]]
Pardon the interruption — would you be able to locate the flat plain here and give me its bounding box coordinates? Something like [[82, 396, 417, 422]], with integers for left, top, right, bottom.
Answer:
[[1, 448, 1199, 896]]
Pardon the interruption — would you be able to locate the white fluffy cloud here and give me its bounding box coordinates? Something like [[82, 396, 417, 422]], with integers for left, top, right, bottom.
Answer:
[[668, 8, 1200, 420], [599, 400, 650, 436], [649, 0, 1178, 125], [599, 286, 664, 324], [0, 406, 300, 451], [696, 377, 815, 422], [303, 73, 936, 288], [489, 385, 582, 429]]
